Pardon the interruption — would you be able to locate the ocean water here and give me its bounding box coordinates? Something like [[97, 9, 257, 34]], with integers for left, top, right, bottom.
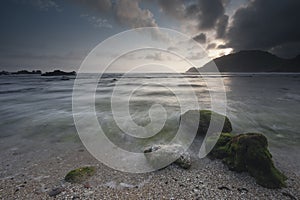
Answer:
[[0, 73, 299, 172]]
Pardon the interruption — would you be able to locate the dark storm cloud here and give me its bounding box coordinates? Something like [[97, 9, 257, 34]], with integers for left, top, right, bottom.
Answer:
[[186, 0, 225, 30], [215, 14, 228, 38], [154, 0, 228, 37], [193, 33, 206, 43], [71, 0, 228, 36], [172, 0, 229, 44], [157, 0, 185, 19], [207, 43, 216, 49], [226, 0, 300, 57]]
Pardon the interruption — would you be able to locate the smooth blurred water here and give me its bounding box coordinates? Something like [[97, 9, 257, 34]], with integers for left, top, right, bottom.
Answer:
[[0, 73, 299, 171]]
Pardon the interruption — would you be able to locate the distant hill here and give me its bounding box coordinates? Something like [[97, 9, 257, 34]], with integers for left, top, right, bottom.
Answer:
[[186, 50, 300, 72]]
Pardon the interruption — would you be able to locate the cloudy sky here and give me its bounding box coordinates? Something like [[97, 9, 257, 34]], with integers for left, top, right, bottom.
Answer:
[[0, 0, 299, 72]]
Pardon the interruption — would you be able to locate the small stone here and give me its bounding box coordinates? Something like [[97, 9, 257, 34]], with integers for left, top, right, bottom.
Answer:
[[218, 186, 231, 191], [282, 192, 297, 200], [83, 191, 94, 196], [237, 188, 248, 193], [48, 187, 64, 197], [83, 182, 91, 189], [193, 189, 200, 193]]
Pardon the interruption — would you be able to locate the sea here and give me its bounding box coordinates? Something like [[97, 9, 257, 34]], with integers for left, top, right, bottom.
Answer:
[[0, 73, 299, 174]]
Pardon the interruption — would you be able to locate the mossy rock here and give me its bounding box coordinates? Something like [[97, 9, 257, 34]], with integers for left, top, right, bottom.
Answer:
[[209, 133, 287, 189], [208, 132, 234, 159], [180, 110, 232, 137], [65, 166, 96, 183]]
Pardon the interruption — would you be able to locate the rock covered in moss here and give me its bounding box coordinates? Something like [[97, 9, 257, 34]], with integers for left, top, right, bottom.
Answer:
[[208, 132, 234, 159], [65, 166, 96, 183], [209, 133, 287, 188], [144, 144, 191, 169], [180, 110, 232, 137]]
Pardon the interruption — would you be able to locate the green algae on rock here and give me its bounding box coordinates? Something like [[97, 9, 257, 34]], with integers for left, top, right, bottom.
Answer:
[[209, 133, 287, 189], [180, 110, 232, 136], [65, 166, 96, 183]]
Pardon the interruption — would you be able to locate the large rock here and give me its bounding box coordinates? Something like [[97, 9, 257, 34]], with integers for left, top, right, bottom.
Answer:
[[180, 110, 232, 137], [144, 144, 191, 169], [209, 133, 287, 188]]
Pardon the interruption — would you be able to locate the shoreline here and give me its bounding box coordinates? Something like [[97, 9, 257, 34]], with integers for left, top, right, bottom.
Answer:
[[1, 141, 299, 199]]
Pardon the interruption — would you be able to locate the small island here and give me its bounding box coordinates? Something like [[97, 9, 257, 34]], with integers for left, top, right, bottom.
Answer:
[[0, 70, 42, 75], [41, 70, 76, 76], [12, 70, 42, 75]]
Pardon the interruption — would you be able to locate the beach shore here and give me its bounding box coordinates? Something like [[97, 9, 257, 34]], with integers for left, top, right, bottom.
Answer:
[[1, 141, 299, 200]]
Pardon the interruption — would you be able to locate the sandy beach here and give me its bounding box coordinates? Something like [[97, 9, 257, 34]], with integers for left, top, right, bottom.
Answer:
[[0, 139, 299, 200]]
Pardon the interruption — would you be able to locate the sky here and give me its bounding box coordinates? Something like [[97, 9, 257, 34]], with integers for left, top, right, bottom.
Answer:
[[0, 0, 299, 72]]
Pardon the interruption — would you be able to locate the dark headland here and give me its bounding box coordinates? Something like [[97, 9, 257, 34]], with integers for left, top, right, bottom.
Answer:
[[187, 50, 300, 73]]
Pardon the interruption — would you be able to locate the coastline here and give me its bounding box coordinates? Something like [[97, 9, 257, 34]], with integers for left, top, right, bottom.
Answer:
[[1, 140, 299, 199]]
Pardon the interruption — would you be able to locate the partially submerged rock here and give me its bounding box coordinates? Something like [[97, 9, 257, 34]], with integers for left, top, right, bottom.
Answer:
[[209, 133, 287, 188], [61, 75, 70, 80], [180, 110, 232, 137], [65, 166, 96, 183], [0, 71, 9, 75], [144, 144, 191, 169]]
